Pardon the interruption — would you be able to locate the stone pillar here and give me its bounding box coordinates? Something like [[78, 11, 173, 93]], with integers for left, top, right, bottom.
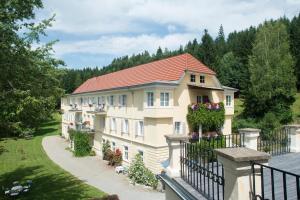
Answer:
[[239, 128, 260, 151], [164, 135, 189, 178], [215, 148, 270, 200], [285, 125, 300, 152]]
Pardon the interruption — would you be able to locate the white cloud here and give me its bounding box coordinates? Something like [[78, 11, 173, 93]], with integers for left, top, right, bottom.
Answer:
[[39, 0, 300, 35], [36, 0, 300, 67], [53, 33, 197, 57]]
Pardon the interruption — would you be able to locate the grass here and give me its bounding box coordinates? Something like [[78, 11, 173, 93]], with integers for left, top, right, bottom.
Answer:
[[234, 92, 300, 123], [0, 113, 106, 200]]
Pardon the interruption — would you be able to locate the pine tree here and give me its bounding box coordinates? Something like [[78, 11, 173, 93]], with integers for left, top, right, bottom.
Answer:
[[199, 29, 216, 68], [215, 25, 227, 58], [289, 13, 300, 90]]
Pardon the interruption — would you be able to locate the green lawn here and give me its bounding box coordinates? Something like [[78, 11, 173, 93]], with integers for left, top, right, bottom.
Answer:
[[0, 114, 106, 200], [234, 93, 300, 123]]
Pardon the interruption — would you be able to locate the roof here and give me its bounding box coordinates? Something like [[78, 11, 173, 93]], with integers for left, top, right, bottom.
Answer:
[[222, 85, 239, 92], [73, 53, 216, 94]]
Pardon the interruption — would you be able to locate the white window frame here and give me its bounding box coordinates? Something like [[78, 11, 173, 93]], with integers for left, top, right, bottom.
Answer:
[[190, 74, 196, 82], [200, 75, 205, 84], [160, 92, 169, 107], [122, 119, 129, 134], [110, 118, 116, 131], [136, 120, 144, 137], [226, 95, 232, 107], [174, 122, 181, 134], [146, 92, 154, 107], [123, 146, 129, 161]]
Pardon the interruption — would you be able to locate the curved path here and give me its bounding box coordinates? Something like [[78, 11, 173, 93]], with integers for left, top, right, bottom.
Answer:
[[42, 135, 164, 200]]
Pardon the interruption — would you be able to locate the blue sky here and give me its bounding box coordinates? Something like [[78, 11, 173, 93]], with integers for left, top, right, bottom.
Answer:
[[36, 0, 300, 69]]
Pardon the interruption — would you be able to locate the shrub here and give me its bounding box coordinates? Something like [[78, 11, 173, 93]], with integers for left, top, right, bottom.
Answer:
[[106, 149, 114, 163], [187, 102, 225, 132], [128, 154, 158, 189], [102, 141, 111, 160], [107, 148, 122, 166], [232, 117, 258, 133], [259, 112, 281, 140], [68, 130, 92, 157], [112, 149, 122, 166]]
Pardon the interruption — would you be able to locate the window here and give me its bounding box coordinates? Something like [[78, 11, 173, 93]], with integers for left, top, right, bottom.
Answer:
[[174, 122, 181, 134], [124, 146, 129, 161], [109, 95, 114, 106], [98, 96, 105, 105], [226, 95, 232, 107], [190, 74, 196, 82], [138, 150, 144, 161], [197, 96, 203, 104], [122, 119, 129, 134], [200, 75, 205, 83], [147, 92, 154, 107], [119, 95, 127, 106], [110, 118, 116, 131], [111, 142, 116, 152], [136, 121, 144, 136], [160, 92, 169, 106]]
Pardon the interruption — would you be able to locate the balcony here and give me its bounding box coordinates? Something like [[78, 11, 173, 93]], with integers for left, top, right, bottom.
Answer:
[[87, 104, 107, 115], [69, 104, 82, 112]]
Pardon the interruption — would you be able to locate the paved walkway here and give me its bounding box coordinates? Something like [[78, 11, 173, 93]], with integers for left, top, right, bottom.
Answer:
[[42, 136, 164, 200]]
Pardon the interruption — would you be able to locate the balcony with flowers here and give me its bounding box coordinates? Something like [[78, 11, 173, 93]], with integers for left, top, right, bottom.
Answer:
[[187, 102, 225, 140]]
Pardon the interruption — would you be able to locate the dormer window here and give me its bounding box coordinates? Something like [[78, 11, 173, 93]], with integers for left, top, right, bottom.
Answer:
[[190, 74, 196, 82], [200, 75, 205, 83]]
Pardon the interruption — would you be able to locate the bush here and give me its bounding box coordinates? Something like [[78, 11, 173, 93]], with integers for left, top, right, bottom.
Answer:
[[102, 141, 111, 160], [112, 149, 122, 166], [232, 117, 258, 133], [68, 129, 92, 157], [128, 154, 158, 189], [259, 112, 281, 140], [107, 148, 122, 166]]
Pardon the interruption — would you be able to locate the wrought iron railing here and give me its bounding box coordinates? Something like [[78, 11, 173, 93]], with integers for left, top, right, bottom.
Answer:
[[251, 162, 300, 200], [257, 127, 291, 156], [180, 133, 245, 200]]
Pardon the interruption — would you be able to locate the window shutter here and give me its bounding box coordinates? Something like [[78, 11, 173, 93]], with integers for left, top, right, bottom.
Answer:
[[173, 122, 176, 134], [121, 119, 124, 133], [181, 122, 185, 134], [135, 121, 138, 136]]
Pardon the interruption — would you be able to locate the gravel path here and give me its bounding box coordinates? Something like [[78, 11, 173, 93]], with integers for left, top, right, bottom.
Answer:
[[42, 135, 164, 200]]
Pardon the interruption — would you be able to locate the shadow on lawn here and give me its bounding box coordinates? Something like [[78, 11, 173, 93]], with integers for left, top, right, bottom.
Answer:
[[0, 166, 102, 200]]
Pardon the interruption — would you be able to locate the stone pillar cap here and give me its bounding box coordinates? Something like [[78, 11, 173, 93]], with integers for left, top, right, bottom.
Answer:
[[238, 128, 261, 132], [215, 147, 270, 162], [165, 134, 189, 141]]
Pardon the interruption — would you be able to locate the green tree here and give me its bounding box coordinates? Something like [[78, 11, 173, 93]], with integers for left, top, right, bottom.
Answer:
[[0, 0, 64, 137], [217, 52, 243, 89], [199, 29, 216, 68], [289, 13, 300, 90], [215, 25, 227, 59], [244, 21, 296, 123]]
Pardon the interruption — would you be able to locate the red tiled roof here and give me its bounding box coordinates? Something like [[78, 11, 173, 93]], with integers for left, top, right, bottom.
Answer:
[[73, 53, 215, 94]]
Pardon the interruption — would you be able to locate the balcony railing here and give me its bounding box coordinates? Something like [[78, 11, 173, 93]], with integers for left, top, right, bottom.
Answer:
[[69, 104, 82, 112], [87, 104, 106, 114]]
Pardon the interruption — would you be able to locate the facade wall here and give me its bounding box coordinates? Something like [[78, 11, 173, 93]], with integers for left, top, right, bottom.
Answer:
[[60, 71, 235, 173]]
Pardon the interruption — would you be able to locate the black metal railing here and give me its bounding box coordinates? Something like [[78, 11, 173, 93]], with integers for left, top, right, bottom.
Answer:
[[251, 162, 300, 200], [257, 127, 291, 156], [180, 133, 245, 200]]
